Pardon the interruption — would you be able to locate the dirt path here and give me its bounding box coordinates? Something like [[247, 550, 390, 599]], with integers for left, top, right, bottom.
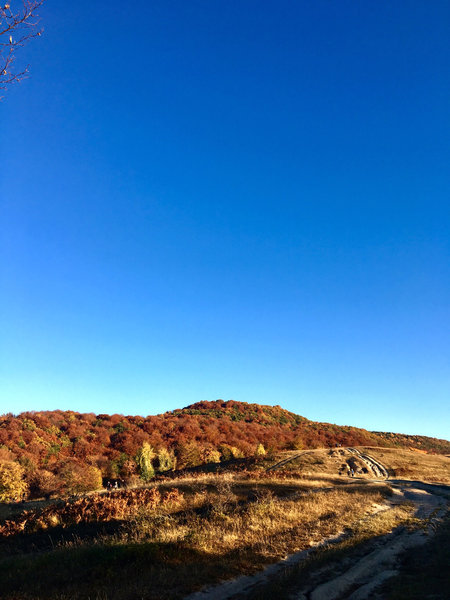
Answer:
[[290, 480, 448, 600], [183, 451, 449, 600], [348, 448, 389, 480], [267, 447, 389, 480], [265, 450, 315, 471]]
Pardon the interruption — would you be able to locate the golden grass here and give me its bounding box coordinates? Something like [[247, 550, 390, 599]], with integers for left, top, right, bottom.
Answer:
[[121, 475, 394, 567], [271, 448, 383, 480], [360, 447, 450, 484], [0, 471, 414, 600]]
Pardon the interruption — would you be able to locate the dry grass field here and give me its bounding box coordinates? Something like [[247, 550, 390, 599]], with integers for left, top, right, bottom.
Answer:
[[0, 448, 448, 599], [360, 447, 450, 483], [0, 471, 397, 600], [268, 446, 450, 484], [268, 447, 385, 479]]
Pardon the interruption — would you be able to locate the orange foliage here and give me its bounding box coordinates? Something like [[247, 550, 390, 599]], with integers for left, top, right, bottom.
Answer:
[[0, 400, 448, 500], [0, 488, 184, 537]]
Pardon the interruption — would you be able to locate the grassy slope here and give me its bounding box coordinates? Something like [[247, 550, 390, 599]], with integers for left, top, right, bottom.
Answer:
[[0, 471, 395, 600], [1, 446, 449, 599], [360, 446, 450, 484]]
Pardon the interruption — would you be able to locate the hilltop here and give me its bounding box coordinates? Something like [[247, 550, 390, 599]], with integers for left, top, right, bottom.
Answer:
[[0, 400, 449, 499]]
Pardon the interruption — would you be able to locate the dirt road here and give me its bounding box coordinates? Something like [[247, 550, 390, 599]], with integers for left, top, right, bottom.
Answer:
[[183, 449, 449, 600], [347, 448, 389, 480], [290, 479, 448, 600]]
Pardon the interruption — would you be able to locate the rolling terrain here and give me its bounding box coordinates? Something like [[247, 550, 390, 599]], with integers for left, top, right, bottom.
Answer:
[[0, 443, 449, 599], [0, 402, 449, 598], [1, 401, 449, 502]]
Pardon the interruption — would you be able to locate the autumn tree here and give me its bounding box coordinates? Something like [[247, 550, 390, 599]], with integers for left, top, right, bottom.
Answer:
[[156, 447, 175, 472], [175, 441, 201, 469], [1, 1, 45, 95], [218, 444, 244, 461], [201, 446, 221, 464], [255, 443, 266, 457], [119, 458, 139, 485], [136, 442, 155, 482], [0, 460, 28, 501], [58, 461, 102, 496], [27, 469, 61, 499]]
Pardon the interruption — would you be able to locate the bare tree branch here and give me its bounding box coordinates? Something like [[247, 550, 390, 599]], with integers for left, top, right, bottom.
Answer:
[[0, 1, 45, 97]]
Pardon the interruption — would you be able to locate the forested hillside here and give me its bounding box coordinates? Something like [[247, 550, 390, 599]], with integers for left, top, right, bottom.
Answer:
[[1, 400, 449, 500]]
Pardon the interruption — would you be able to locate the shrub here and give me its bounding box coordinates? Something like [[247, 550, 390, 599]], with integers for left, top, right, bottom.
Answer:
[[119, 459, 137, 483], [58, 462, 102, 495], [201, 446, 221, 464], [27, 469, 61, 499], [218, 445, 244, 461], [0, 487, 184, 537], [176, 442, 202, 468]]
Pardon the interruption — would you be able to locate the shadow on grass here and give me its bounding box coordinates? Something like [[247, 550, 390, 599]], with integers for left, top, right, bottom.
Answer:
[[0, 539, 221, 600], [0, 527, 297, 600], [0, 519, 127, 558], [381, 510, 450, 600], [389, 479, 450, 495], [238, 510, 450, 600], [0, 481, 396, 599]]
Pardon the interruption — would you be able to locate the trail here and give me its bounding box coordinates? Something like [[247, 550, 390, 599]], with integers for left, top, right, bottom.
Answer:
[[265, 451, 315, 472], [291, 479, 448, 600], [183, 450, 449, 600], [347, 447, 389, 480], [267, 447, 389, 480]]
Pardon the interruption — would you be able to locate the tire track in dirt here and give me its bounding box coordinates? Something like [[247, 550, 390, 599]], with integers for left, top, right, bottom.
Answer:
[[266, 451, 315, 472], [348, 448, 389, 480]]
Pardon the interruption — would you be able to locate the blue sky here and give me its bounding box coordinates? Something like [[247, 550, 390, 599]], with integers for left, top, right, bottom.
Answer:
[[1, 1, 449, 439]]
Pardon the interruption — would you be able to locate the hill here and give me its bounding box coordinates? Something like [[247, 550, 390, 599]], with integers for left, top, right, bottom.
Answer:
[[0, 400, 449, 499]]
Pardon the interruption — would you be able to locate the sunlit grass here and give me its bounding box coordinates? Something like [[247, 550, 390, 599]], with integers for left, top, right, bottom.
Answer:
[[0, 472, 398, 599], [361, 447, 450, 483]]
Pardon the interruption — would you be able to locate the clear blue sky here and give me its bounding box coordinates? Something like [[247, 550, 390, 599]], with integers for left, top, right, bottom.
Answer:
[[1, 1, 449, 440]]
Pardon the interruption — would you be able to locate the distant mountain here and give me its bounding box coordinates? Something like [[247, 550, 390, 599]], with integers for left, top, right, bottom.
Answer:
[[1, 400, 449, 498]]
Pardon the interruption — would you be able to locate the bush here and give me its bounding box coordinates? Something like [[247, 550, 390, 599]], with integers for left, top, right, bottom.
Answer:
[[255, 443, 266, 457], [218, 445, 244, 461], [176, 442, 202, 468], [201, 446, 221, 464], [58, 462, 102, 495], [28, 469, 61, 499]]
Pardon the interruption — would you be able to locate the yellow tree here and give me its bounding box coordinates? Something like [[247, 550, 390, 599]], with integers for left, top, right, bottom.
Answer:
[[255, 443, 266, 457], [0, 460, 28, 502], [156, 447, 175, 472], [136, 442, 155, 481]]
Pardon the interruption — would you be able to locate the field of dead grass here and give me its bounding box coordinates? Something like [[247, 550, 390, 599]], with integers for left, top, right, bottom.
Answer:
[[360, 447, 450, 484], [0, 472, 395, 600], [270, 448, 380, 480]]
